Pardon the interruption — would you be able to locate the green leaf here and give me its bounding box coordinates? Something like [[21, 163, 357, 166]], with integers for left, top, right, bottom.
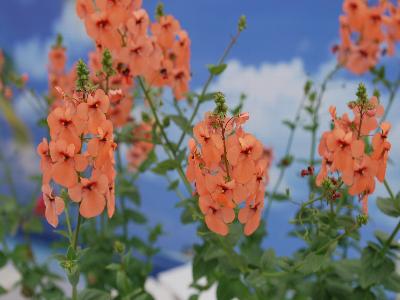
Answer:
[[298, 252, 329, 274], [138, 150, 157, 172], [149, 224, 163, 243], [216, 278, 248, 300], [207, 63, 227, 75], [116, 270, 132, 293], [383, 272, 400, 292], [0, 251, 7, 268], [180, 206, 195, 224], [106, 263, 121, 271], [167, 179, 179, 191], [78, 288, 111, 300], [53, 229, 70, 239], [23, 217, 43, 233], [359, 246, 395, 288], [282, 119, 295, 130], [376, 194, 400, 217], [124, 209, 147, 224], [152, 159, 178, 175], [170, 115, 192, 134], [0, 285, 6, 295], [118, 179, 141, 205], [260, 248, 276, 269], [199, 92, 217, 102]]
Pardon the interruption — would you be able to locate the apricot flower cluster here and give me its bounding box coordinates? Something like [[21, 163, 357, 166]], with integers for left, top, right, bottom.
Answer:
[[127, 121, 154, 170], [37, 65, 116, 227], [77, 0, 191, 100], [316, 84, 391, 214], [336, 0, 400, 74], [186, 93, 269, 236]]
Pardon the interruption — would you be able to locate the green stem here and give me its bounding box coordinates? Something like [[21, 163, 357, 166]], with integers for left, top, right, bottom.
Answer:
[[72, 286, 78, 300], [383, 179, 395, 200], [138, 77, 193, 194], [0, 149, 18, 202], [381, 220, 400, 255], [70, 213, 82, 300], [176, 30, 242, 149], [72, 213, 82, 251], [116, 146, 128, 239], [380, 78, 400, 123], [64, 203, 73, 243], [309, 64, 341, 167]]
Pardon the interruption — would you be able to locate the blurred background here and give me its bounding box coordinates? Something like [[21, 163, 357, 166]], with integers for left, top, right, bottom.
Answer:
[[0, 0, 400, 298]]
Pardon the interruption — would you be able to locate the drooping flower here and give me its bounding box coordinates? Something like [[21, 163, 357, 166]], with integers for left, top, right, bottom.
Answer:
[[68, 171, 108, 218], [42, 184, 65, 228]]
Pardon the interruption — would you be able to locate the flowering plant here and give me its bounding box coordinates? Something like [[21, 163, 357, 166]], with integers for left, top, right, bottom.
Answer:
[[1, 1, 400, 299]]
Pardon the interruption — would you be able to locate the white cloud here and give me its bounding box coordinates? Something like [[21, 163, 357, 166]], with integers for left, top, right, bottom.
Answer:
[[14, 90, 47, 123], [210, 59, 363, 159], [14, 38, 51, 80], [14, 0, 91, 81]]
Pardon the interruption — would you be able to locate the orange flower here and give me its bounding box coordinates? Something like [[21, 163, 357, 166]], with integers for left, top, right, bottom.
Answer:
[[348, 156, 377, 196], [199, 194, 235, 236], [120, 36, 153, 76], [151, 15, 181, 49], [42, 184, 65, 228], [37, 138, 53, 184], [227, 133, 263, 184], [85, 11, 120, 50], [49, 140, 88, 188], [47, 106, 85, 151], [76, 0, 95, 19], [372, 122, 391, 182], [48, 47, 66, 74], [127, 9, 150, 37], [68, 171, 108, 218], [171, 68, 190, 100], [188, 110, 269, 235], [77, 89, 110, 134], [343, 0, 368, 31], [239, 195, 264, 236], [316, 87, 391, 215], [87, 119, 114, 164]]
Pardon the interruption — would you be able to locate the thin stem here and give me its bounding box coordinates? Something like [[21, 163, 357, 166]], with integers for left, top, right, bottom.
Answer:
[[380, 78, 400, 123], [138, 77, 193, 194], [72, 286, 78, 300], [383, 179, 395, 200], [264, 94, 307, 218], [310, 64, 341, 167], [70, 212, 82, 300], [64, 203, 73, 243], [0, 149, 19, 202], [381, 220, 400, 255], [221, 126, 231, 180], [72, 213, 82, 251], [116, 145, 128, 239], [176, 30, 242, 149]]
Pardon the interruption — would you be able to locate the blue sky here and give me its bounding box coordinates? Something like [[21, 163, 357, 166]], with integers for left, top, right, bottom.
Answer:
[[1, 0, 400, 255]]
